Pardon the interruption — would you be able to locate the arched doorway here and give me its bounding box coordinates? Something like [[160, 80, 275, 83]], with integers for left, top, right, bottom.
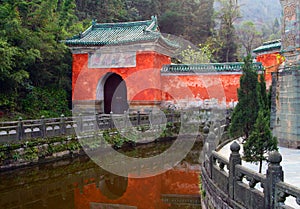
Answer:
[[104, 73, 128, 114]]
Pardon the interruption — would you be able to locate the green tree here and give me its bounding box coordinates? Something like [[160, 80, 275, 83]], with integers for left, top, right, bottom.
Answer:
[[261, 17, 281, 41], [243, 109, 278, 173], [128, 0, 215, 45], [0, 0, 83, 116], [236, 21, 262, 57], [243, 70, 277, 173], [75, 0, 129, 22], [257, 73, 268, 111], [126, 0, 161, 21], [180, 44, 215, 64], [180, 0, 214, 44], [272, 18, 280, 35], [22, 87, 70, 117], [0, 1, 34, 111], [229, 56, 259, 139], [214, 0, 240, 62], [159, 7, 185, 36]]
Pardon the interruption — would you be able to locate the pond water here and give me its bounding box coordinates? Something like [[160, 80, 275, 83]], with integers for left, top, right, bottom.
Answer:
[[0, 140, 202, 209]]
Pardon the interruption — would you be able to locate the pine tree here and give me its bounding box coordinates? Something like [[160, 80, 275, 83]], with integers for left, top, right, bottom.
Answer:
[[243, 109, 278, 173], [243, 70, 278, 173], [75, 0, 129, 22], [257, 73, 268, 111], [186, 0, 214, 44], [229, 56, 259, 139]]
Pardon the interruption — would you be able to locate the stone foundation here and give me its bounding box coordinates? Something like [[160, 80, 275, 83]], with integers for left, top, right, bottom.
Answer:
[[73, 100, 102, 114]]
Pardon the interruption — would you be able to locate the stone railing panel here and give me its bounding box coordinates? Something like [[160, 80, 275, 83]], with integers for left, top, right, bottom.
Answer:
[[0, 122, 19, 142], [211, 151, 229, 194], [234, 164, 266, 209], [201, 142, 300, 209], [275, 181, 300, 208], [0, 111, 183, 142]]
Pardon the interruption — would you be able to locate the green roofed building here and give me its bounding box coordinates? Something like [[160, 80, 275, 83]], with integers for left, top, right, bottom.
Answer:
[[65, 16, 267, 123], [253, 39, 281, 54], [65, 16, 178, 55]]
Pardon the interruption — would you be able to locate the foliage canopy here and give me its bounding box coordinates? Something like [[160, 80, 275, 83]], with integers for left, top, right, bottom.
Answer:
[[229, 56, 278, 173], [229, 56, 259, 138], [0, 0, 84, 118]]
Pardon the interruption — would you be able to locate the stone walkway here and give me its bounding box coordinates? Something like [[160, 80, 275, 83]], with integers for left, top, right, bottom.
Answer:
[[218, 140, 300, 208]]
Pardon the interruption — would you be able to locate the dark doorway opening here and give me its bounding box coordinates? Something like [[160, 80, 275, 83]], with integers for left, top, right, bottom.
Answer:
[[104, 73, 128, 114]]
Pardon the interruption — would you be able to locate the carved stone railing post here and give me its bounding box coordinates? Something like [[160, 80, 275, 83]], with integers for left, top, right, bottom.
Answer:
[[94, 113, 99, 135], [94, 113, 99, 132], [40, 115, 46, 138], [265, 151, 284, 209], [17, 117, 24, 140], [109, 112, 113, 129], [207, 132, 216, 156], [60, 114, 66, 135], [124, 110, 128, 128], [229, 141, 241, 199], [137, 111, 141, 126], [78, 113, 83, 133], [207, 132, 216, 178], [203, 122, 210, 139]]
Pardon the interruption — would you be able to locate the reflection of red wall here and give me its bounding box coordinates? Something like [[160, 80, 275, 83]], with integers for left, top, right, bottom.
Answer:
[[72, 52, 171, 102], [74, 169, 200, 209], [162, 169, 200, 194]]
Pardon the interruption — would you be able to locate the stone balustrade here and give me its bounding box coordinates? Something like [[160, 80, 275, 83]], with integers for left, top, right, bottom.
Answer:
[[0, 111, 183, 143], [275, 181, 300, 208], [201, 141, 300, 209]]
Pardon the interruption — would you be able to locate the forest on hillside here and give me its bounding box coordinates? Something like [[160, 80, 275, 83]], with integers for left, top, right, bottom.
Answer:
[[0, 0, 281, 118]]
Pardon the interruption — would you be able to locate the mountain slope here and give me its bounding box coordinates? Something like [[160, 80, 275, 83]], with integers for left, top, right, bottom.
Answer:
[[238, 0, 282, 26]]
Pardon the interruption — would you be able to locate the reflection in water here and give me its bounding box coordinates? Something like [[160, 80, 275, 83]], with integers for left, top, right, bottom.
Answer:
[[0, 140, 202, 209], [99, 174, 128, 199]]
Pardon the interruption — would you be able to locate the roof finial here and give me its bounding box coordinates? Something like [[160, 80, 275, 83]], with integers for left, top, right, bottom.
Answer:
[[92, 19, 97, 26], [149, 15, 158, 31], [151, 15, 157, 24]]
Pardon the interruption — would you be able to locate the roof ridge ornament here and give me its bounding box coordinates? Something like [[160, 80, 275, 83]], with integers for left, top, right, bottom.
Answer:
[[92, 19, 97, 26], [145, 15, 158, 32], [151, 15, 157, 23]]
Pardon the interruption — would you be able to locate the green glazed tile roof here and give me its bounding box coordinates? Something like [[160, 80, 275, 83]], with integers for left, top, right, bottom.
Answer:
[[161, 62, 264, 73], [65, 16, 177, 48], [253, 39, 281, 53]]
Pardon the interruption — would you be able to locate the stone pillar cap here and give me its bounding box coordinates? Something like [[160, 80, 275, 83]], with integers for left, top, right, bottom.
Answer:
[[268, 151, 282, 164], [230, 141, 240, 152]]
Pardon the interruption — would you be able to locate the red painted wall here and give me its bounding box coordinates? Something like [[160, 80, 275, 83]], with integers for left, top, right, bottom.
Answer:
[[256, 52, 284, 87], [72, 50, 274, 109], [72, 51, 171, 104], [256, 53, 283, 73], [161, 73, 242, 107]]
